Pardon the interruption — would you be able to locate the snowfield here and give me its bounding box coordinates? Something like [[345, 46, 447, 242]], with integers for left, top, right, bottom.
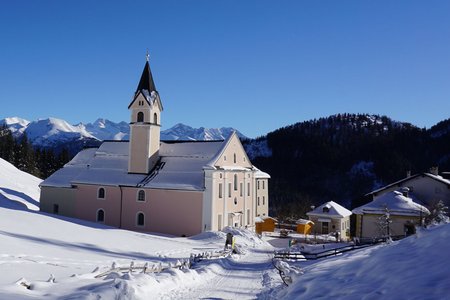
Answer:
[[0, 157, 449, 299]]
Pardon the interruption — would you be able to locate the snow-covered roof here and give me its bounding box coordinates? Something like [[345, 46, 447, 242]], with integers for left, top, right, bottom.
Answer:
[[41, 138, 268, 191], [307, 201, 352, 218], [296, 218, 314, 225], [353, 190, 430, 216], [41, 140, 225, 191], [254, 168, 271, 179], [254, 216, 277, 223]]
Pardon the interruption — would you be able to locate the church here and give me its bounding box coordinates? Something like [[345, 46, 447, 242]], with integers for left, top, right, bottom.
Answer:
[[39, 58, 270, 236]]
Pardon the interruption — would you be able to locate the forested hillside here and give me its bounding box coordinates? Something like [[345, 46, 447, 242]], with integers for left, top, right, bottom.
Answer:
[[245, 114, 450, 219], [0, 125, 70, 178]]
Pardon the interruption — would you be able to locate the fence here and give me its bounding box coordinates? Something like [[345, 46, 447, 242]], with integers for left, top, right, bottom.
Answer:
[[94, 249, 233, 279]]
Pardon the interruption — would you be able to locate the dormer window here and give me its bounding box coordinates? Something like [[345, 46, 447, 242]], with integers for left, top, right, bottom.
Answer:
[[323, 207, 330, 213], [137, 112, 144, 122]]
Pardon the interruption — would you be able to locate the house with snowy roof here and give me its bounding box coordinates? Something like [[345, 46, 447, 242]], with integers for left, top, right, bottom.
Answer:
[[306, 201, 352, 240], [365, 167, 450, 208], [39, 58, 270, 236], [353, 188, 430, 240]]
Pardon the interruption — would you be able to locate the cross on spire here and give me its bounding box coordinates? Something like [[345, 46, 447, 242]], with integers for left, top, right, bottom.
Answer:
[[146, 49, 150, 62]]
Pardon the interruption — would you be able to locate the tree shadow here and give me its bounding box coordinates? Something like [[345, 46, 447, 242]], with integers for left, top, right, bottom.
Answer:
[[0, 187, 39, 209], [0, 230, 160, 261]]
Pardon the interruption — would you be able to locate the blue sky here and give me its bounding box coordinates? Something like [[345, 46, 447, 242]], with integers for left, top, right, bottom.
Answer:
[[1, 1, 449, 138]]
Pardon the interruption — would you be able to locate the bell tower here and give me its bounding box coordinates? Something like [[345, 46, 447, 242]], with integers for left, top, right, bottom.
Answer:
[[128, 55, 163, 174]]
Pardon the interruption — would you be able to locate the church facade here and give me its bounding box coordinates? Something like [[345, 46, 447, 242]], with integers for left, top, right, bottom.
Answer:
[[39, 59, 270, 236]]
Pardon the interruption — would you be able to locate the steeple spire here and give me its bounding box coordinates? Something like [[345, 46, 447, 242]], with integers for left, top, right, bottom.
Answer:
[[136, 54, 157, 94]]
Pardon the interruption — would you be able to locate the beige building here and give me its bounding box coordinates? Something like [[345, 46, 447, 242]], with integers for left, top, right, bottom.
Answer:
[[40, 58, 270, 236], [366, 168, 450, 208], [353, 189, 430, 240], [307, 201, 352, 240]]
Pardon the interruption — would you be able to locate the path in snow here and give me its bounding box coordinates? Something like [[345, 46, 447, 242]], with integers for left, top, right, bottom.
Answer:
[[158, 245, 281, 299]]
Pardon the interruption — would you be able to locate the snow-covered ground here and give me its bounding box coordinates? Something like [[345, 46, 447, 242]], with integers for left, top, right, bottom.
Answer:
[[0, 157, 448, 299]]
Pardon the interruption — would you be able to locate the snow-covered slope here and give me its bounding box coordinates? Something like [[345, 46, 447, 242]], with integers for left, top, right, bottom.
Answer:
[[275, 225, 450, 300], [0, 157, 41, 210]]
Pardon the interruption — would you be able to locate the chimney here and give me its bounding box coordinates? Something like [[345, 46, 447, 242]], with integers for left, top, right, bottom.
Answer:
[[401, 187, 410, 198], [429, 166, 439, 176]]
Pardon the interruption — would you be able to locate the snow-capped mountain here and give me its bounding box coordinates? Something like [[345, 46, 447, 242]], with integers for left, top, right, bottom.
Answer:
[[161, 123, 247, 141], [0, 117, 247, 150], [0, 117, 30, 138], [81, 118, 130, 141], [25, 118, 98, 147]]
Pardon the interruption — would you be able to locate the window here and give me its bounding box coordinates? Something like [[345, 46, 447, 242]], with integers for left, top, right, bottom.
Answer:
[[234, 197, 237, 205], [137, 111, 144, 122], [219, 183, 223, 198], [263, 196, 265, 205], [247, 209, 250, 225], [98, 187, 105, 199], [228, 183, 232, 198], [263, 181, 265, 189], [234, 174, 238, 191], [247, 182, 250, 196], [218, 214, 222, 231], [257, 197, 260, 206], [257, 181, 260, 190], [53, 204, 59, 214], [137, 212, 145, 226], [323, 207, 330, 213], [153, 113, 158, 124], [233, 153, 236, 163], [97, 209, 105, 223], [240, 182, 243, 197], [137, 190, 145, 202]]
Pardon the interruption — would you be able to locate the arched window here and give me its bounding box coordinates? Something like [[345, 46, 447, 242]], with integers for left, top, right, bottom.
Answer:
[[98, 187, 105, 199], [137, 111, 144, 122], [97, 209, 105, 222], [137, 212, 145, 226], [234, 197, 237, 205], [233, 153, 237, 163], [153, 113, 158, 124], [137, 190, 145, 202], [323, 206, 330, 213], [234, 174, 238, 191]]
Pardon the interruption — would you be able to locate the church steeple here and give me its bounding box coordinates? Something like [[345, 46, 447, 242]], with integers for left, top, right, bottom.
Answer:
[[136, 60, 157, 94], [128, 55, 163, 174]]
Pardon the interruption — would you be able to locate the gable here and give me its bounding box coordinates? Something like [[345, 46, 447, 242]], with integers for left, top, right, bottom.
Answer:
[[128, 90, 163, 111], [210, 132, 253, 169], [128, 92, 150, 110]]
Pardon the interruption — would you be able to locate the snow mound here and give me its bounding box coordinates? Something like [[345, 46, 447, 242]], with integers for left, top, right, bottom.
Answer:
[[222, 227, 267, 247]]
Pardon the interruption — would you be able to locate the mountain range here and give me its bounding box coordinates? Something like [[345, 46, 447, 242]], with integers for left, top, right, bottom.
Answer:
[[0, 117, 247, 153]]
